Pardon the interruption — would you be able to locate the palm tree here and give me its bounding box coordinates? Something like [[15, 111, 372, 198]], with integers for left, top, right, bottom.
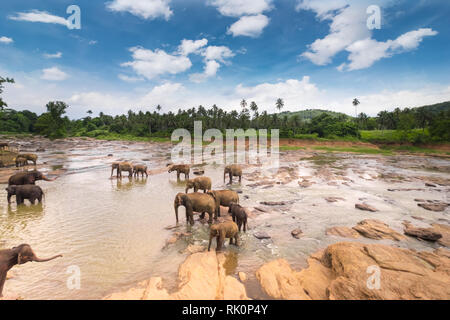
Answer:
[[240, 99, 247, 110], [276, 98, 284, 113], [156, 105, 162, 113], [352, 98, 360, 118]]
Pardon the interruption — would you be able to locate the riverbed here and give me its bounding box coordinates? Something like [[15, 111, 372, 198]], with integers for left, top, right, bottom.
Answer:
[[0, 137, 449, 299]]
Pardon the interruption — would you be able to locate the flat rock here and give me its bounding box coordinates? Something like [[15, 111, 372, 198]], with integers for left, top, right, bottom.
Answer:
[[403, 222, 442, 242], [418, 202, 448, 212], [425, 182, 437, 187], [238, 272, 247, 282], [352, 219, 406, 241], [254, 231, 271, 240], [256, 242, 450, 300], [325, 197, 345, 203], [431, 224, 450, 247], [355, 203, 378, 212], [326, 226, 360, 239]]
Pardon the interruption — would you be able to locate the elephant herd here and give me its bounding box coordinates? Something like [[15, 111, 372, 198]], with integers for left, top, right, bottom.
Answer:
[[1, 154, 62, 298], [0, 158, 246, 298], [169, 164, 247, 253]]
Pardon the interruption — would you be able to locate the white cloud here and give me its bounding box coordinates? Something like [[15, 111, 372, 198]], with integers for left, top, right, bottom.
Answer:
[[106, 0, 173, 20], [227, 14, 270, 38], [342, 28, 438, 71], [121, 47, 192, 80], [43, 52, 62, 59], [209, 0, 273, 37], [208, 0, 273, 17], [9, 10, 68, 26], [0, 36, 13, 44], [178, 38, 208, 56], [139, 82, 185, 105], [202, 46, 234, 63], [41, 67, 68, 81], [118, 74, 145, 82], [189, 60, 221, 83], [297, 1, 438, 70]]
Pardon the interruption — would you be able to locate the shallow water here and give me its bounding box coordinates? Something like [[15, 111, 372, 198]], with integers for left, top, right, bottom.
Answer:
[[0, 138, 449, 299]]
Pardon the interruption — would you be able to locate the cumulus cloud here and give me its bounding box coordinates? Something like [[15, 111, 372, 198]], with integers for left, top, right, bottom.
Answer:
[[208, 0, 273, 17], [41, 67, 68, 81], [297, 0, 437, 70], [43, 52, 62, 59], [121, 47, 192, 80], [209, 0, 273, 38], [178, 38, 208, 56], [202, 46, 234, 63], [106, 0, 173, 20], [341, 28, 438, 71], [0, 36, 13, 44], [189, 60, 221, 83], [227, 14, 270, 37], [9, 10, 68, 26]]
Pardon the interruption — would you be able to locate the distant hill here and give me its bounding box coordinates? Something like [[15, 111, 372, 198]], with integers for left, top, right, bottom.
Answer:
[[413, 101, 450, 114], [278, 109, 350, 122]]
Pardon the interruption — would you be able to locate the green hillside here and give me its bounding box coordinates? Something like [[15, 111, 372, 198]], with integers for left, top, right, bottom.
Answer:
[[413, 101, 450, 114], [279, 109, 350, 122]]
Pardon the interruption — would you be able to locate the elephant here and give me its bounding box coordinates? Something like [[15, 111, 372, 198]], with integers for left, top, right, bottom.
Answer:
[[0, 244, 62, 298], [0, 142, 9, 150], [208, 221, 239, 252], [224, 164, 242, 184], [168, 164, 190, 180], [111, 162, 133, 178], [8, 171, 54, 186], [15, 156, 28, 167], [6, 185, 44, 205], [207, 190, 239, 218], [174, 192, 216, 225], [17, 153, 38, 165], [185, 176, 212, 193], [133, 164, 148, 178], [228, 203, 248, 232]]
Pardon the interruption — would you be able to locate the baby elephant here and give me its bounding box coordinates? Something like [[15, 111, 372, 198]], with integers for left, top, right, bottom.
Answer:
[[15, 156, 28, 167], [208, 221, 239, 252], [185, 176, 212, 193], [228, 203, 248, 232], [6, 185, 44, 205], [17, 153, 38, 165], [168, 164, 190, 180], [133, 164, 148, 178]]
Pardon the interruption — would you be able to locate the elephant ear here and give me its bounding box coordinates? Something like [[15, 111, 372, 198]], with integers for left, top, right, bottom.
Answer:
[[208, 191, 217, 200], [17, 252, 23, 264]]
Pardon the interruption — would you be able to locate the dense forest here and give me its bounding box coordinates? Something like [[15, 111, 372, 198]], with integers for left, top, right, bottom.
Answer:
[[0, 76, 449, 143]]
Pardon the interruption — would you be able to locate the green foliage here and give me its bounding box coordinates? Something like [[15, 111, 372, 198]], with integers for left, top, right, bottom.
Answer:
[[34, 101, 69, 139]]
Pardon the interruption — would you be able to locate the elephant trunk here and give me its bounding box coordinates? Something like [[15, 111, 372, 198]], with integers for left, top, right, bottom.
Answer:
[[174, 204, 179, 223], [33, 254, 62, 262], [41, 175, 55, 182]]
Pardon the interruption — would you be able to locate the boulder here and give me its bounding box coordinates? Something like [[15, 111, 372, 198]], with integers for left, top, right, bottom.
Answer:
[[326, 226, 360, 239], [352, 219, 406, 241], [403, 222, 442, 242], [325, 197, 345, 203], [254, 231, 271, 240], [431, 224, 450, 247], [238, 272, 247, 282], [104, 252, 249, 300], [291, 228, 302, 239], [256, 242, 450, 300]]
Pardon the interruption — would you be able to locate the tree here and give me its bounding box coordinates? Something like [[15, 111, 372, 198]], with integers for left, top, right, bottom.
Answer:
[[156, 105, 162, 113], [352, 98, 360, 118], [276, 98, 284, 113], [35, 101, 69, 139], [0, 76, 15, 111]]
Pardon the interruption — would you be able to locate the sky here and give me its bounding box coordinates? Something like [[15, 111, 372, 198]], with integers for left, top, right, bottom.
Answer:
[[0, 0, 449, 118]]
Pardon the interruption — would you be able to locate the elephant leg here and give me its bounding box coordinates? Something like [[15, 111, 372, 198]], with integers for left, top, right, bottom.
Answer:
[[238, 221, 242, 232], [0, 271, 6, 298], [177, 172, 180, 180], [234, 235, 239, 246], [216, 236, 223, 252], [38, 195, 43, 203], [239, 175, 242, 183], [200, 212, 205, 220], [244, 220, 247, 232]]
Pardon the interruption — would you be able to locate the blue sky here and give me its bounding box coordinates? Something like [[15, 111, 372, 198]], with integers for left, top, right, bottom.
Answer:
[[0, 0, 449, 118]]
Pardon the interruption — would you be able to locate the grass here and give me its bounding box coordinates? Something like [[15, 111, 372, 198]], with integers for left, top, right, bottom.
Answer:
[[86, 132, 171, 143], [312, 146, 393, 155], [279, 146, 307, 151], [380, 145, 450, 155]]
